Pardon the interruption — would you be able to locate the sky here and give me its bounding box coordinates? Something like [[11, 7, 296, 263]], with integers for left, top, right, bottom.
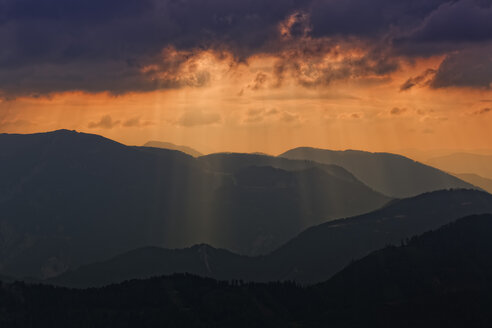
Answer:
[[0, 0, 492, 154]]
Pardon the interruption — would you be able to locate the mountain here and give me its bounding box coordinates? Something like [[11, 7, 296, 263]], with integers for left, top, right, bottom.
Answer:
[[454, 173, 492, 194], [315, 214, 492, 327], [143, 141, 203, 157], [269, 189, 492, 282], [0, 274, 13, 283], [49, 189, 492, 287], [427, 153, 492, 179], [203, 165, 390, 255], [0, 130, 214, 278], [0, 130, 388, 279], [397, 148, 492, 163], [4, 214, 492, 328], [198, 152, 354, 178], [325, 214, 492, 299], [280, 147, 476, 198], [48, 245, 258, 288]]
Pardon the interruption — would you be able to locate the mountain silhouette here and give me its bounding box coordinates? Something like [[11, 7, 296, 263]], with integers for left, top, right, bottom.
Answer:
[[269, 189, 492, 282], [0, 130, 388, 279], [454, 173, 492, 194], [48, 245, 257, 288], [198, 152, 356, 179], [427, 152, 492, 179], [144, 141, 203, 157], [280, 147, 477, 198], [49, 189, 492, 287], [325, 214, 492, 299], [3, 214, 492, 327], [314, 214, 492, 327]]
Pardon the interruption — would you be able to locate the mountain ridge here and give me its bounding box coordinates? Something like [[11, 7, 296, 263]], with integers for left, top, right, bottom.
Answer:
[[143, 140, 204, 157], [428, 152, 492, 180], [48, 189, 492, 287], [0, 130, 389, 278], [280, 146, 477, 198], [4, 214, 492, 327]]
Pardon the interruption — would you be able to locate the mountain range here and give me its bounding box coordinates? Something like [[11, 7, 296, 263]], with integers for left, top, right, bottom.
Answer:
[[454, 173, 492, 194], [143, 141, 204, 157], [280, 147, 476, 198], [0, 130, 387, 278], [3, 214, 492, 327], [427, 153, 492, 179], [0, 130, 483, 280], [49, 189, 492, 287]]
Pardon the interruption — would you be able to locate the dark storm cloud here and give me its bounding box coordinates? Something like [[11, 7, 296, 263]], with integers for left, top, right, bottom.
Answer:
[[400, 69, 437, 91], [430, 47, 492, 89], [394, 0, 492, 56], [308, 0, 449, 39], [0, 0, 304, 96], [271, 39, 400, 89], [407, 0, 492, 43], [1, 0, 492, 96]]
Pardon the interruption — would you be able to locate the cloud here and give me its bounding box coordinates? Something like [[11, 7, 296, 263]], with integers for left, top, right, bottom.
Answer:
[[176, 110, 221, 127], [418, 111, 448, 123], [242, 107, 300, 124], [271, 39, 400, 89], [88, 115, 120, 129], [472, 107, 492, 115], [308, 0, 447, 39], [400, 69, 436, 91], [430, 47, 492, 89], [394, 0, 492, 56], [279, 111, 301, 123], [337, 112, 363, 120], [250, 72, 268, 90], [122, 117, 154, 127], [390, 107, 407, 115], [0, 0, 301, 96], [1, 0, 492, 96]]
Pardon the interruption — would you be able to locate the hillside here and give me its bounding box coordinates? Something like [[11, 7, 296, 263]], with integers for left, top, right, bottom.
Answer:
[[0, 130, 388, 278], [280, 147, 476, 198], [454, 173, 492, 194], [143, 141, 203, 157], [270, 189, 492, 282], [49, 189, 492, 287], [4, 215, 492, 328]]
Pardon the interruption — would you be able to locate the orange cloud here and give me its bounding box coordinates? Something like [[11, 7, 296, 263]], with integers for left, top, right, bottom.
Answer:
[[88, 115, 120, 129], [472, 108, 491, 116], [176, 110, 222, 127]]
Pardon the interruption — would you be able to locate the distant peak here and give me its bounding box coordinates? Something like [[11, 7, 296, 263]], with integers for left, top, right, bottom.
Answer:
[[46, 129, 80, 136], [53, 129, 77, 133], [144, 141, 203, 157]]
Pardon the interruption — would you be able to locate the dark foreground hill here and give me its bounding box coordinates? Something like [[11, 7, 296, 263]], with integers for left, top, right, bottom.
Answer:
[[280, 147, 476, 198], [50, 189, 492, 287], [315, 214, 492, 327], [0, 130, 388, 278], [3, 214, 492, 328]]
